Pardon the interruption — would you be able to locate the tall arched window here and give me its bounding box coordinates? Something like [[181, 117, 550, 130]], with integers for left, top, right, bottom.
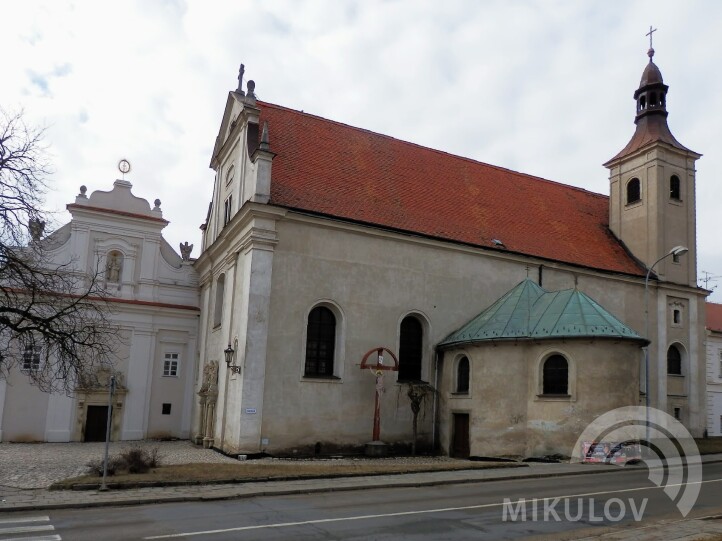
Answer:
[[667, 345, 682, 375], [670, 175, 681, 200], [213, 274, 225, 327], [398, 316, 423, 381], [456, 356, 470, 394], [542, 355, 568, 395], [626, 178, 641, 204], [305, 306, 336, 377]]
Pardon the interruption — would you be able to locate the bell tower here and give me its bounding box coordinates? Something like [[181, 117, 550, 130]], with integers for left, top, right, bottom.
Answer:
[[604, 44, 700, 286]]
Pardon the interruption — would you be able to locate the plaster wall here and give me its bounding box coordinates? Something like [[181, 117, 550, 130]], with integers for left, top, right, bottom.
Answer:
[[1, 370, 50, 441], [707, 331, 722, 436], [439, 341, 640, 457], [608, 147, 697, 287], [259, 216, 656, 453]]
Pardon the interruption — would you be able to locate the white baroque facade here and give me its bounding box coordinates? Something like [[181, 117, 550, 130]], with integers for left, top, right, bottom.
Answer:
[[706, 302, 722, 436], [0, 180, 200, 442]]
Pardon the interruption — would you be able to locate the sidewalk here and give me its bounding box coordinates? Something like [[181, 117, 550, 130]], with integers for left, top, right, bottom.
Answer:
[[2, 453, 722, 540]]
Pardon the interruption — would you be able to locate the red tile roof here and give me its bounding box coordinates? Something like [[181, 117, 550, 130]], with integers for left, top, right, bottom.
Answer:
[[708, 302, 722, 333], [258, 101, 644, 276]]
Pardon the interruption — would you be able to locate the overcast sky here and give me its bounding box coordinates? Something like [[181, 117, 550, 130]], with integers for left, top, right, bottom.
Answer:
[[3, 0, 721, 301]]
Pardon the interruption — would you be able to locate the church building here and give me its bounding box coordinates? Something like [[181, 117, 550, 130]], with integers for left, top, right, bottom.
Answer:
[[0, 180, 199, 442], [193, 47, 707, 458]]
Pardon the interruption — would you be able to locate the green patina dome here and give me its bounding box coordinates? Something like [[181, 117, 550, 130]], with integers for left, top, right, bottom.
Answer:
[[439, 279, 647, 348]]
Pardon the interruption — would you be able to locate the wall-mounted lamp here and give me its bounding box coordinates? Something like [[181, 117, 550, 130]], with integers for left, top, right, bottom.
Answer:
[[224, 343, 241, 375]]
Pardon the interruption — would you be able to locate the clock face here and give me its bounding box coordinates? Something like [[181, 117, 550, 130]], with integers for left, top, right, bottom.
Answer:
[[118, 159, 131, 174]]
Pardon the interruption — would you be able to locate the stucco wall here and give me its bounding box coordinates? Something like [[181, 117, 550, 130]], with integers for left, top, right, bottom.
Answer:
[[439, 341, 641, 457], [707, 331, 722, 436], [196, 205, 706, 454], [1, 370, 51, 442], [259, 216, 657, 453]]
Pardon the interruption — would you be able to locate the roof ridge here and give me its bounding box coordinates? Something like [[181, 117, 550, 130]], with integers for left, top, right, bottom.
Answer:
[[530, 290, 560, 336], [257, 100, 609, 200]]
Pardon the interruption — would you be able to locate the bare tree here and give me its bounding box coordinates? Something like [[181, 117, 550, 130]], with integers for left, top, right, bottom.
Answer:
[[0, 109, 117, 392], [403, 382, 435, 455]]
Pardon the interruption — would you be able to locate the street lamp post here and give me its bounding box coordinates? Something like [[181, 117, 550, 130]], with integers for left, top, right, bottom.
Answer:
[[643, 245, 688, 449]]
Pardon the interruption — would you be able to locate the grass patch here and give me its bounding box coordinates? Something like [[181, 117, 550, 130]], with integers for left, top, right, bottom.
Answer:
[[695, 438, 722, 455], [51, 459, 526, 490]]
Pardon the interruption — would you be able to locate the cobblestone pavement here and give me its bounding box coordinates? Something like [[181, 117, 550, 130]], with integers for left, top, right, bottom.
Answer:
[[0, 440, 236, 489]]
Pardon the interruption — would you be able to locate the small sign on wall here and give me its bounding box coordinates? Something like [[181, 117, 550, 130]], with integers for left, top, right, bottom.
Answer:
[[245, 408, 257, 414]]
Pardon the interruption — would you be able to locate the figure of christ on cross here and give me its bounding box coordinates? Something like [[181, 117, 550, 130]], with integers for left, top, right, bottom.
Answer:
[[360, 347, 399, 442]]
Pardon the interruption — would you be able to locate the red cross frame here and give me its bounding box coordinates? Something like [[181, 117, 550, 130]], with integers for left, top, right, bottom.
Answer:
[[360, 347, 399, 442]]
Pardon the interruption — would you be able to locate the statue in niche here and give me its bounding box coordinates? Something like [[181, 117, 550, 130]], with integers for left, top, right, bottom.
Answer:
[[106, 251, 123, 282]]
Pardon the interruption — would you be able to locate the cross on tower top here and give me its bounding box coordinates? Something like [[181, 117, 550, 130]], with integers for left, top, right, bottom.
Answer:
[[646, 26, 657, 60]]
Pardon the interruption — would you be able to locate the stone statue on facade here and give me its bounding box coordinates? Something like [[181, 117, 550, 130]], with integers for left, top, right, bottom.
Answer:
[[29, 218, 45, 241], [195, 360, 219, 447], [179, 241, 193, 261], [106, 251, 122, 282]]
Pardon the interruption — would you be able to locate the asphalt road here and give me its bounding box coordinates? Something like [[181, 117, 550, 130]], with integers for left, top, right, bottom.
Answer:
[[5, 462, 722, 541]]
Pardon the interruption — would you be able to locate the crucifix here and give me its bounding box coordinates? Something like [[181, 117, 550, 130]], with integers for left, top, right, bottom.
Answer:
[[360, 347, 399, 442]]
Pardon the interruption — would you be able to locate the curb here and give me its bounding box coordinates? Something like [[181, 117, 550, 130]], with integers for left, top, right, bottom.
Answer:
[[0, 465, 637, 512], [3, 456, 721, 513]]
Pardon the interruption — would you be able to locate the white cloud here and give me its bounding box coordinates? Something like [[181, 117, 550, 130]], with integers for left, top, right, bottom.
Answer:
[[2, 0, 721, 299]]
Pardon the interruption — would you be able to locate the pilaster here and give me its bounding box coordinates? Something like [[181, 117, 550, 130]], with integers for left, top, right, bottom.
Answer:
[[0, 379, 6, 441], [44, 392, 74, 441], [122, 328, 156, 439]]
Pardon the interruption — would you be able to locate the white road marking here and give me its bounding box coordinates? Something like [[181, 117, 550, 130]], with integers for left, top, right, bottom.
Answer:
[[0, 524, 55, 535], [2, 534, 63, 541], [0, 516, 50, 525], [143, 476, 722, 539]]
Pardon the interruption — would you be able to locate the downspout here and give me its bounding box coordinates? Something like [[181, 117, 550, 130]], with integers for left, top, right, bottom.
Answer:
[[432, 349, 441, 453]]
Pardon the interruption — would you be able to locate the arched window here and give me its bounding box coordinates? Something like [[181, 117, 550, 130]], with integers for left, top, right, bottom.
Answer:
[[305, 306, 336, 377], [213, 274, 225, 327], [456, 356, 470, 394], [670, 175, 681, 200], [543, 355, 568, 395], [398, 316, 423, 381], [626, 178, 641, 204], [667, 345, 682, 375]]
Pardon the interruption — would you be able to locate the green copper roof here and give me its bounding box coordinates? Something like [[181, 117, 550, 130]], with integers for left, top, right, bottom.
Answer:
[[439, 279, 646, 348]]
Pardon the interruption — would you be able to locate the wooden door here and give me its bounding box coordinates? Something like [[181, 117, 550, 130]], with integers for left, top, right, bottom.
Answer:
[[452, 413, 470, 458], [84, 405, 109, 442]]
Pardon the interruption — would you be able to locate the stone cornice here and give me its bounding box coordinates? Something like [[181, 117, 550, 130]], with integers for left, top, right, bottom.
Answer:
[[194, 203, 286, 278]]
